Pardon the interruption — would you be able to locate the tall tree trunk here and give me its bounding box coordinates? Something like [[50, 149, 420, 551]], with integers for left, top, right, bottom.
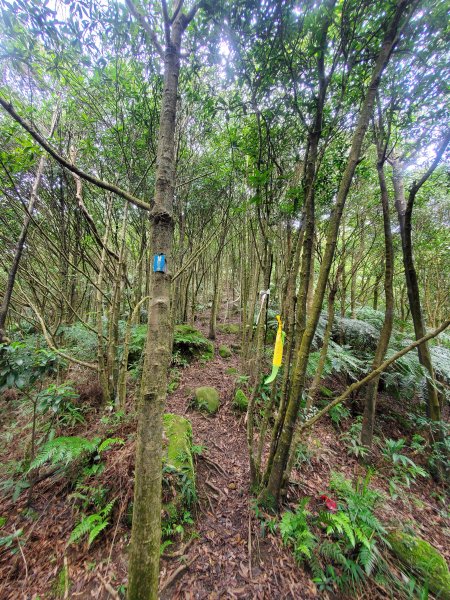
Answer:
[[361, 152, 394, 448], [391, 158, 441, 421], [127, 4, 201, 599]]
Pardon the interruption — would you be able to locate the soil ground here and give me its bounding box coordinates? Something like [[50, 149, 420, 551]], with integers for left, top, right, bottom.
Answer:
[[0, 315, 448, 599]]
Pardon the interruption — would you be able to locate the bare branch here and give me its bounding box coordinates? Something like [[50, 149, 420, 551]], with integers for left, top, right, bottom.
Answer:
[[407, 130, 450, 213], [69, 146, 119, 261]]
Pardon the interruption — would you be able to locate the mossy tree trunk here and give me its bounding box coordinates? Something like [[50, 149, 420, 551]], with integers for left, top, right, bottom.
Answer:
[[126, 3, 202, 599]]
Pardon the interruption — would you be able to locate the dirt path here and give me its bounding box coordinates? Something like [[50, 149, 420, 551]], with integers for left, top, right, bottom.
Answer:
[[162, 322, 316, 599]]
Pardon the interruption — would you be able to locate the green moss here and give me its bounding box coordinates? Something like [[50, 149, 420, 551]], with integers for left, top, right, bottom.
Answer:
[[173, 325, 214, 361], [52, 562, 70, 598], [193, 386, 220, 414], [217, 323, 240, 334], [233, 389, 249, 411], [219, 345, 232, 358], [127, 415, 196, 530], [0, 517, 6, 528], [226, 367, 238, 375], [388, 530, 450, 599], [163, 413, 195, 487]]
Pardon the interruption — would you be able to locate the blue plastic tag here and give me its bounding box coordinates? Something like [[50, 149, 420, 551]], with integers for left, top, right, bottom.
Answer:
[[153, 254, 166, 273]]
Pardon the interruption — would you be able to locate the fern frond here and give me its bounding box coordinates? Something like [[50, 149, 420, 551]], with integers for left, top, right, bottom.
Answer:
[[97, 438, 124, 454], [69, 514, 102, 544], [88, 520, 109, 547], [29, 436, 100, 471]]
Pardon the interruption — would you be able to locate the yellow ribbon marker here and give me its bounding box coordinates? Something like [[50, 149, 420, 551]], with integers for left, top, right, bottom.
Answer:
[[264, 314, 285, 384]]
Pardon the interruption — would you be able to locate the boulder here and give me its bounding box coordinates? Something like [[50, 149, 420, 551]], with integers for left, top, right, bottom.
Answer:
[[387, 530, 450, 599], [193, 386, 220, 414], [219, 345, 232, 358]]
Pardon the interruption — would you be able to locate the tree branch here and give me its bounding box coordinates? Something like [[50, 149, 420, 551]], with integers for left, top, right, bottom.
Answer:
[[161, 0, 171, 45], [125, 0, 164, 58], [300, 318, 450, 433], [407, 130, 450, 214], [0, 96, 151, 211]]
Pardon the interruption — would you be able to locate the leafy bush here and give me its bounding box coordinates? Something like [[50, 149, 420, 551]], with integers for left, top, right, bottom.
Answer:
[[37, 382, 84, 426], [58, 323, 97, 361], [128, 324, 147, 365], [0, 342, 61, 392]]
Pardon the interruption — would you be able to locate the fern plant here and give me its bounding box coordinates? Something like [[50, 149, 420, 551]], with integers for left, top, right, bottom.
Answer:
[[340, 417, 370, 459], [280, 498, 317, 561], [382, 438, 428, 499], [29, 436, 124, 471], [69, 499, 115, 547], [281, 472, 388, 594]]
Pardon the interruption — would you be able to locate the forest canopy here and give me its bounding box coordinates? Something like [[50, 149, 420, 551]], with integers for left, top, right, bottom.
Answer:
[[0, 1, 449, 599]]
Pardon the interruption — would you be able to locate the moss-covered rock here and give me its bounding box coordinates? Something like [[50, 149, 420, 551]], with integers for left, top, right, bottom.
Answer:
[[219, 345, 232, 358], [217, 323, 240, 335], [163, 413, 195, 486], [173, 324, 214, 362], [387, 530, 450, 599], [233, 389, 249, 411], [193, 386, 220, 414]]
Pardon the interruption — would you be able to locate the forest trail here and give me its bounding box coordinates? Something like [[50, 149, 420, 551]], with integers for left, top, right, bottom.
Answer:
[[161, 317, 316, 599]]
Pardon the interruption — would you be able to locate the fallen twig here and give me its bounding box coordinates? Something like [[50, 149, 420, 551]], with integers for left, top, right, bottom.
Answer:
[[163, 538, 194, 559], [96, 572, 120, 600], [14, 526, 28, 582], [160, 554, 199, 593]]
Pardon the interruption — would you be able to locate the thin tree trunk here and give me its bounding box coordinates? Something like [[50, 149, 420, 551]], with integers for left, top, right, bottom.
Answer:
[[261, 1, 411, 506], [0, 107, 59, 343], [391, 158, 441, 421], [361, 150, 394, 448], [127, 4, 201, 599]]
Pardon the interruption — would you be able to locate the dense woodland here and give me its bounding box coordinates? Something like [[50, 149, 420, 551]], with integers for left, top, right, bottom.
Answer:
[[0, 0, 449, 598]]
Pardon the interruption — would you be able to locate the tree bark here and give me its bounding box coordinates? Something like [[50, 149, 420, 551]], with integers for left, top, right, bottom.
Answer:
[[391, 157, 441, 421], [127, 4, 201, 599], [361, 149, 394, 448]]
